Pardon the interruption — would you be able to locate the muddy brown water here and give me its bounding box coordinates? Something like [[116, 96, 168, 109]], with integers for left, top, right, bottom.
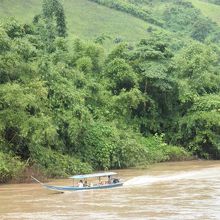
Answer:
[[0, 161, 220, 219]]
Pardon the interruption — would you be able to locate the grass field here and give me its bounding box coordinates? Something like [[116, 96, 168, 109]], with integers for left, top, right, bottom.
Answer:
[[0, 0, 155, 46], [1, 0, 219, 49], [0, 0, 42, 22], [189, 0, 220, 25]]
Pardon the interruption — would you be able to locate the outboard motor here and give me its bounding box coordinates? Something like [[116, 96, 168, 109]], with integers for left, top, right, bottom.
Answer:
[[113, 178, 119, 184]]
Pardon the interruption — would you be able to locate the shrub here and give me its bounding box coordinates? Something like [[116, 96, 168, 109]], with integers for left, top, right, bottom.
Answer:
[[163, 145, 192, 161], [0, 151, 25, 183], [144, 135, 191, 163], [76, 56, 93, 73], [30, 146, 92, 177], [88, 0, 163, 26]]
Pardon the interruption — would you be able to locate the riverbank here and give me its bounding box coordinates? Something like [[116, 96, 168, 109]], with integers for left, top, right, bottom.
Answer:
[[3, 155, 196, 185]]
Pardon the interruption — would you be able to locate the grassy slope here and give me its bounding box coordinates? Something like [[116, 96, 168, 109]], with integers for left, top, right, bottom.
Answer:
[[149, 0, 220, 27], [1, 0, 219, 48], [0, 0, 153, 45], [0, 0, 42, 22], [189, 0, 220, 25]]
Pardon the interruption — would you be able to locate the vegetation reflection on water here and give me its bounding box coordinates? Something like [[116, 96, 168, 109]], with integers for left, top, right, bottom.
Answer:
[[0, 161, 220, 220]]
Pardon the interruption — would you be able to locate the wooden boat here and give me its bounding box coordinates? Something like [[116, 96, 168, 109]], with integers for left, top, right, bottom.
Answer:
[[31, 172, 123, 192]]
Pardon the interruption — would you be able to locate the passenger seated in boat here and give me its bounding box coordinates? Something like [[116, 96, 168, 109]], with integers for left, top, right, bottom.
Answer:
[[83, 180, 88, 187], [107, 175, 112, 184], [112, 178, 119, 184], [78, 180, 83, 188]]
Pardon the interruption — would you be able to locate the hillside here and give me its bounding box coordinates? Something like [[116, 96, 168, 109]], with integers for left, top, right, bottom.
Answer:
[[87, 0, 220, 43], [0, 0, 155, 46], [0, 0, 220, 183], [1, 0, 220, 46], [190, 0, 220, 25]]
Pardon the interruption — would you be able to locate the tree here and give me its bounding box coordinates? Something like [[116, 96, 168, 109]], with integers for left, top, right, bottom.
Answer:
[[174, 94, 220, 159], [105, 58, 138, 94], [170, 42, 220, 159], [172, 42, 220, 107], [112, 36, 176, 134], [42, 0, 67, 37]]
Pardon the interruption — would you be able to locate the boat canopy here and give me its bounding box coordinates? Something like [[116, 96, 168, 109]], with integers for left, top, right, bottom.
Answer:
[[69, 172, 117, 179]]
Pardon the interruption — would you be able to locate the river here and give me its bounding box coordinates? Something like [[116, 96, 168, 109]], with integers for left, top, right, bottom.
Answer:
[[0, 161, 220, 219]]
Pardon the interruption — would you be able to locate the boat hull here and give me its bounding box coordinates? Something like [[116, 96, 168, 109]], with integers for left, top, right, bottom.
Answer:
[[43, 182, 123, 192]]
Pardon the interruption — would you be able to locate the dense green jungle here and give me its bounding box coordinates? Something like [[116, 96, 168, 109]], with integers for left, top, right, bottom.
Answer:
[[0, 0, 220, 183]]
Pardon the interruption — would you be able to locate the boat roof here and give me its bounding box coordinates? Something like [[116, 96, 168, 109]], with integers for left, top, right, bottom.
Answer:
[[69, 172, 117, 179]]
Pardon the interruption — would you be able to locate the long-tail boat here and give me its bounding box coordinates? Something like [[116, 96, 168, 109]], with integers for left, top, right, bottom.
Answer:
[[31, 172, 123, 192]]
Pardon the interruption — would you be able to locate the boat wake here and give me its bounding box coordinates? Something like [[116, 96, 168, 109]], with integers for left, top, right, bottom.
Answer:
[[124, 167, 220, 187]]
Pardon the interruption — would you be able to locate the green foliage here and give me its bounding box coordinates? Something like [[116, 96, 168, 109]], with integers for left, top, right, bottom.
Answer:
[[80, 122, 118, 170], [0, 81, 57, 159], [0, 28, 10, 53], [76, 57, 93, 73], [164, 145, 191, 161], [77, 121, 151, 169], [202, 0, 220, 5], [68, 120, 190, 170], [105, 58, 138, 93], [42, 0, 67, 37], [1, 0, 220, 183], [172, 94, 220, 159], [112, 88, 144, 118], [73, 39, 104, 73], [0, 152, 25, 183], [172, 42, 220, 107], [170, 42, 220, 158], [175, 111, 220, 159], [2, 18, 25, 39], [31, 0, 67, 52], [88, 0, 163, 26], [163, 1, 217, 42], [143, 135, 191, 163], [30, 146, 92, 177], [105, 34, 177, 135]]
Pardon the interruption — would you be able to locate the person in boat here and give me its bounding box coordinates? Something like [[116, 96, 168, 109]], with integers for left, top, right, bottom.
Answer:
[[78, 180, 83, 187], [112, 178, 119, 184], [107, 175, 112, 184], [83, 180, 88, 187]]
